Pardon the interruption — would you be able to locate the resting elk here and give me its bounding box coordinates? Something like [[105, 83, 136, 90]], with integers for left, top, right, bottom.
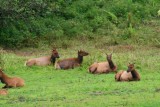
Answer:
[[115, 63, 140, 81], [25, 49, 59, 66], [89, 53, 117, 74], [55, 50, 89, 70], [0, 69, 25, 88]]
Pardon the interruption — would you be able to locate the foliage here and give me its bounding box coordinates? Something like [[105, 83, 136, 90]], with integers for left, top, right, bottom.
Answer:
[[0, 48, 5, 69], [0, 0, 160, 48]]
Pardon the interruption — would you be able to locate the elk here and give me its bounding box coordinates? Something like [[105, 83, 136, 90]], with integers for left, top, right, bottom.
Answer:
[[25, 49, 59, 66], [0, 69, 25, 88], [115, 63, 140, 81], [88, 53, 117, 74], [55, 50, 89, 70]]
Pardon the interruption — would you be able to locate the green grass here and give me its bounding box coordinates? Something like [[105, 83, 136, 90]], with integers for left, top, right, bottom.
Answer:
[[0, 45, 160, 107]]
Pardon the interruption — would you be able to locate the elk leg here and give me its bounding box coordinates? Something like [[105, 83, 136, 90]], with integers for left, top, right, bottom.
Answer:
[[2, 85, 14, 88], [2, 85, 8, 88], [89, 66, 97, 74]]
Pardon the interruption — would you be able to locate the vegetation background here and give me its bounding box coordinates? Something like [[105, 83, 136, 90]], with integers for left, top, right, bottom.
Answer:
[[1, 0, 160, 48], [0, 0, 160, 107]]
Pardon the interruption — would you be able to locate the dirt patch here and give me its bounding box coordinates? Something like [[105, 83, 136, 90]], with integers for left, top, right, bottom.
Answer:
[[14, 51, 34, 56], [155, 88, 160, 92], [89, 91, 106, 96]]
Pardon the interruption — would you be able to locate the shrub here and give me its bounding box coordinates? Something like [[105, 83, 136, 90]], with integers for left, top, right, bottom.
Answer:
[[0, 0, 159, 48]]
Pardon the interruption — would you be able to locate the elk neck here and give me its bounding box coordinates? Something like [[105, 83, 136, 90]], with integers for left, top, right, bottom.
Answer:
[[78, 55, 83, 64], [0, 72, 9, 84], [107, 58, 116, 70], [130, 69, 137, 78], [50, 55, 56, 64]]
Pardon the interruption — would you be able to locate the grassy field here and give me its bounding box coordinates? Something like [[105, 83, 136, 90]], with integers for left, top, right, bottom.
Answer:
[[1, 1, 160, 106], [0, 44, 160, 107]]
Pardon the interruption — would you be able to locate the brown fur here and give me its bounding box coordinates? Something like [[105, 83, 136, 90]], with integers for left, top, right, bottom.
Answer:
[[55, 50, 89, 70], [0, 89, 8, 95], [89, 53, 117, 74], [115, 63, 140, 81], [25, 49, 59, 66], [0, 69, 24, 88]]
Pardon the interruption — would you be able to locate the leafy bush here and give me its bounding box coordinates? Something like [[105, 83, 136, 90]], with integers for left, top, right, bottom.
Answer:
[[0, 0, 159, 48], [0, 49, 5, 68]]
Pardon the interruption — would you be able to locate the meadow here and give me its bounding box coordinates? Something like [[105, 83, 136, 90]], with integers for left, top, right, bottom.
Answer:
[[0, 0, 160, 106], [0, 44, 160, 107]]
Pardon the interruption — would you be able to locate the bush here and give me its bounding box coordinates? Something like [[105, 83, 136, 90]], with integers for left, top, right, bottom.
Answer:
[[0, 0, 159, 48]]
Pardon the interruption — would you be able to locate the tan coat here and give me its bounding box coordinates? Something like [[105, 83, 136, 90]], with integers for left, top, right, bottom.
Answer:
[[115, 70, 140, 81], [115, 70, 124, 81], [115, 63, 141, 82], [89, 62, 116, 74], [120, 71, 132, 81], [26, 56, 51, 66]]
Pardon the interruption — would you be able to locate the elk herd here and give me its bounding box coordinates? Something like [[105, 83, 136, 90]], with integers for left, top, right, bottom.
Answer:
[[0, 48, 141, 95]]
